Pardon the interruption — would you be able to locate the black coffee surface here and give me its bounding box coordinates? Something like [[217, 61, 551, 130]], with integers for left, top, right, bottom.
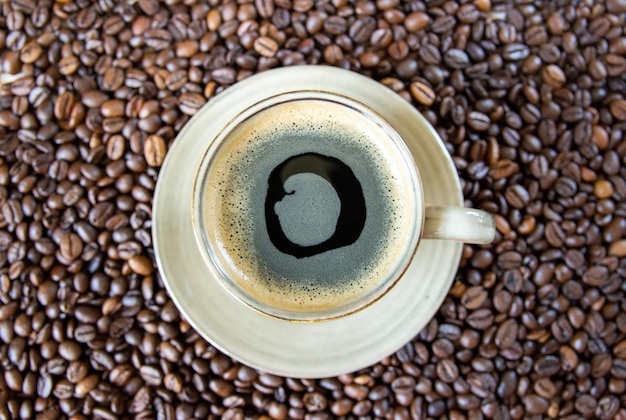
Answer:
[[265, 152, 366, 259]]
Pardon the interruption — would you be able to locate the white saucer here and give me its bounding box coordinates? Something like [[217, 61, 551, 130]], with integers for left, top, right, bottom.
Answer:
[[153, 66, 462, 378]]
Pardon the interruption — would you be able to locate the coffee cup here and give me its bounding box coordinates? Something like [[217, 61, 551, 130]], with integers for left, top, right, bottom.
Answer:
[[191, 90, 494, 322], [153, 66, 495, 377]]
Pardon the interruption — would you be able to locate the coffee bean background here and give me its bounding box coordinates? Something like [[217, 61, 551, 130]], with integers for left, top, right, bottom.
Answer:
[[1, 0, 625, 418]]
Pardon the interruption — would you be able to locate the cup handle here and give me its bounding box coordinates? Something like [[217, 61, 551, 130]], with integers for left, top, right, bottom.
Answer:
[[423, 206, 495, 244]]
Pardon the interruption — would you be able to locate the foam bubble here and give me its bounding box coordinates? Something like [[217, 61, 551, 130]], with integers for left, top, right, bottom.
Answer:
[[202, 99, 418, 315]]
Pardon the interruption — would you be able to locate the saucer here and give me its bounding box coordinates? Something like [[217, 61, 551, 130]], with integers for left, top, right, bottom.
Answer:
[[153, 66, 462, 378]]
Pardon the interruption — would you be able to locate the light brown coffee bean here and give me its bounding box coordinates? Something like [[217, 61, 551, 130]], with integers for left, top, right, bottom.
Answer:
[[542, 65, 566, 88], [102, 67, 125, 91], [144, 134, 166, 167], [59, 233, 83, 261], [20, 41, 43, 64], [100, 99, 126, 118], [254, 36, 279, 57], [129, 255, 154, 276], [58, 55, 80, 75], [409, 81, 436, 106], [460, 286, 487, 310]]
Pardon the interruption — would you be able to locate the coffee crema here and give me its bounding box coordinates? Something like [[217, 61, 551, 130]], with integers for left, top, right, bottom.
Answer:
[[200, 99, 419, 317]]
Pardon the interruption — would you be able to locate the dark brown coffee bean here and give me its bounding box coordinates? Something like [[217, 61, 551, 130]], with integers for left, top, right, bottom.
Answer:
[[525, 25, 548, 46], [444, 49, 470, 69], [582, 265, 609, 286], [179, 93, 206, 116], [495, 319, 518, 348], [542, 64, 566, 88], [522, 394, 549, 415], [144, 29, 172, 50], [343, 383, 367, 400], [456, 4, 479, 23], [596, 396, 620, 419], [590, 353, 613, 378], [417, 45, 439, 66], [534, 355, 561, 377], [431, 15, 455, 33], [551, 315, 574, 343], [349, 17, 376, 44], [502, 44, 530, 61], [139, 365, 163, 386], [436, 359, 459, 383], [466, 309, 494, 330], [59, 233, 83, 261], [89, 202, 115, 228], [490, 159, 519, 179], [608, 357, 626, 379], [467, 111, 490, 131], [460, 285, 487, 310], [58, 341, 82, 361], [21, 41, 43, 64], [74, 324, 96, 343], [100, 99, 125, 118], [605, 54, 626, 77], [211, 67, 236, 84], [561, 106, 584, 123], [137, 0, 159, 15], [504, 184, 530, 208], [610, 98, 626, 121]]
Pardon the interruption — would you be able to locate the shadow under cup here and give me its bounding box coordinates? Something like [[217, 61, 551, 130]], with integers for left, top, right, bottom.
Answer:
[[192, 92, 425, 321]]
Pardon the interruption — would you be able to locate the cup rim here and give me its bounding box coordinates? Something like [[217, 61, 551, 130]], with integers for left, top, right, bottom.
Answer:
[[191, 90, 425, 322]]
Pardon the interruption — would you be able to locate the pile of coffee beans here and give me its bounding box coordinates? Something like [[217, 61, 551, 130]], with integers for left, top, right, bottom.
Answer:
[[1, 0, 625, 418]]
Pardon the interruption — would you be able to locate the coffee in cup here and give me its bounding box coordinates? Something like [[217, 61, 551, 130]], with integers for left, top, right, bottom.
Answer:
[[196, 95, 421, 320]]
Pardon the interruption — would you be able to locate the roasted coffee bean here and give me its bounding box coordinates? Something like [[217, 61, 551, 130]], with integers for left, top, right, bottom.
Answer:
[[542, 65, 566, 88], [522, 395, 549, 415], [444, 49, 470, 69], [74, 324, 96, 343], [349, 17, 376, 44], [504, 184, 530, 208], [582, 266, 609, 286], [254, 36, 279, 58], [502, 43, 530, 61], [59, 233, 83, 261], [145, 29, 172, 50], [409, 82, 435, 106], [460, 286, 487, 310], [467, 111, 490, 131], [102, 67, 125, 91], [255, 0, 274, 18], [431, 15, 455, 33], [534, 355, 561, 377], [1, 2, 625, 419], [144, 134, 166, 167], [610, 98, 626, 121], [495, 319, 518, 348], [467, 309, 494, 330]]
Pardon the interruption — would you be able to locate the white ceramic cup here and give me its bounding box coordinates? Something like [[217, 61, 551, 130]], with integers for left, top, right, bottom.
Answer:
[[191, 90, 494, 322]]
